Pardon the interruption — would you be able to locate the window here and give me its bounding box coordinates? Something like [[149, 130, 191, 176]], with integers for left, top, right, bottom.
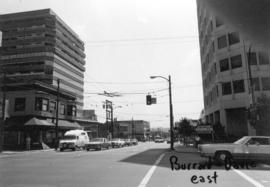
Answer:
[[247, 52, 257, 65], [216, 85, 219, 97], [14, 98, 25, 111], [35, 97, 49, 111], [230, 55, 242, 69], [216, 17, 223, 27], [67, 105, 76, 116], [60, 104, 65, 115], [219, 58, 229, 72], [259, 51, 269, 65], [228, 32, 240, 45], [42, 99, 49, 111], [251, 78, 260, 91], [261, 77, 270, 90], [222, 82, 232, 95], [35, 97, 42, 111], [217, 35, 227, 49], [233, 80, 245, 93], [49, 101, 56, 112]]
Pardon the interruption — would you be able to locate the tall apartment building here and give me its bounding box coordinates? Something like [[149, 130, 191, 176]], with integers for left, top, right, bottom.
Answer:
[[0, 9, 85, 149], [196, 1, 270, 137]]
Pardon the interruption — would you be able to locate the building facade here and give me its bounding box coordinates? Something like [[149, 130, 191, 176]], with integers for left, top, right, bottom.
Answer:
[[0, 9, 85, 149], [197, 1, 270, 137], [113, 120, 150, 141]]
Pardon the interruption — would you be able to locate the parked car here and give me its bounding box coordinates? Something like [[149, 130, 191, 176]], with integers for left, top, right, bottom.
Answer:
[[85, 138, 111, 151], [155, 138, 165, 143], [59, 130, 89, 151], [131, 138, 138, 145], [110, 138, 125, 148], [198, 136, 270, 164], [124, 139, 132, 146]]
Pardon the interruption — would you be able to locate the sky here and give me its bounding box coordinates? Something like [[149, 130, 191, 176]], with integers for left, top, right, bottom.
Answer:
[[0, 0, 203, 128]]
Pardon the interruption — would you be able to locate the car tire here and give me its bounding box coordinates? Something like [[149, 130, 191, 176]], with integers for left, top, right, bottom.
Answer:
[[60, 148, 64, 152], [215, 151, 232, 165], [72, 148, 76, 151]]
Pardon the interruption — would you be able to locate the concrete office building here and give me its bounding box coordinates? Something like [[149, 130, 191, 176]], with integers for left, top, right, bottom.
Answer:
[[0, 9, 85, 149], [196, 1, 270, 137]]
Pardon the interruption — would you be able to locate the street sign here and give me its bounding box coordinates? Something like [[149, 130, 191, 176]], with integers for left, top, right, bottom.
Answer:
[[151, 97, 157, 104], [195, 125, 213, 134]]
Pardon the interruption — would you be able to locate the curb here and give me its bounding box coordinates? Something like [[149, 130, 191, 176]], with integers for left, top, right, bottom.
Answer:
[[1, 149, 55, 155]]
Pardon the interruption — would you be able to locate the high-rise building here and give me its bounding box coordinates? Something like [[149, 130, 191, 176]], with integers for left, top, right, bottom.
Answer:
[[0, 9, 85, 149], [197, 1, 270, 137]]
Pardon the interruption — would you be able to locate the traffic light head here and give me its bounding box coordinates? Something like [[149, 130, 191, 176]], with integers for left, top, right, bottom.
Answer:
[[146, 95, 152, 105]]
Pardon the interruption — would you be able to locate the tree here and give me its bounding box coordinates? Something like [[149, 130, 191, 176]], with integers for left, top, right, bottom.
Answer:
[[177, 118, 195, 145]]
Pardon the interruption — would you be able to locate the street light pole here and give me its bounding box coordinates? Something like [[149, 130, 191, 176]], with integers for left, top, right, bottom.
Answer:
[[150, 75, 174, 150], [55, 79, 60, 150]]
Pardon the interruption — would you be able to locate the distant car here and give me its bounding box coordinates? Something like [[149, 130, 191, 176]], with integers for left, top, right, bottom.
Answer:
[[131, 138, 138, 145], [155, 138, 165, 143], [85, 138, 111, 151], [110, 138, 125, 148], [124, 139, 132, 146], [198, 136, 270, 164]]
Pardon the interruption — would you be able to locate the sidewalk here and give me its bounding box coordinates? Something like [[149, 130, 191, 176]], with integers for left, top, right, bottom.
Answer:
[[0, 148, 55, 157]]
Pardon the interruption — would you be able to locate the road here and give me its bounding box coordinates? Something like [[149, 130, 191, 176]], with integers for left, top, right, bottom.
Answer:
[[1, 142, 270, 187]]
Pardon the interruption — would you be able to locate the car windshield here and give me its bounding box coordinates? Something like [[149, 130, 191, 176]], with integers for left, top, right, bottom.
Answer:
[[91, 138, 103, 142], [234, 137, 248, 144], [61, 135, 76, 140]]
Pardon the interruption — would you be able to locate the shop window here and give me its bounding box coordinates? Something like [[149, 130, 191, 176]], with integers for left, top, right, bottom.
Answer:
[[251, 77, 260, 91], [217, 35, 227, 49], [262, 77, 270, 90], [230, 55, 242, 69], [14, 98, 25, 111], [233, 80, 245, 93], [228, 32, 240, 45], [247, 52, 257, 65], [259, 51, 269, 65], [219, 58, 229, 72], [222, 82, 232, 95]]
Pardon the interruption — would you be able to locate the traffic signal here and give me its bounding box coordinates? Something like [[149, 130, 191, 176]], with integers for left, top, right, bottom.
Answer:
[[146, 95, 152, 105]]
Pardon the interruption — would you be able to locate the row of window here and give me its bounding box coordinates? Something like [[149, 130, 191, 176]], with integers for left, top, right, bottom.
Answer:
[[204, 51, 270, 89], [14, 97, 76, 117], [205, 77, 270, 107]]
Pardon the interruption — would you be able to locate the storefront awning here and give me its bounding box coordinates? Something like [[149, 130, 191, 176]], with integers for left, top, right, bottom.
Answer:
[[25, 117, 54, 127], [58, 120, 82, 129]]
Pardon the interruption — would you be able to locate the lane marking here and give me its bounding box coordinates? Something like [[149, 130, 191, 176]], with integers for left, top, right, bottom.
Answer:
[[138, 153, 166, 187], [233, 169, 264, 187]]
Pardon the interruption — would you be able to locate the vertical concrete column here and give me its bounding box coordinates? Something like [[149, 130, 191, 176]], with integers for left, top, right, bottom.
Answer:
[[219, 108, 228, 135]]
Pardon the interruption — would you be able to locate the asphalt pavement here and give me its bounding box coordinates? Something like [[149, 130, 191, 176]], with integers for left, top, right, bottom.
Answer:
[[0, 142, 270, 187]]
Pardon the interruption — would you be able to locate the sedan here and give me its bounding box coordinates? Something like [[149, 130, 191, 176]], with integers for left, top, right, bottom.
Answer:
[[85, 138, 111, 151], [198, 136, 270, 164]]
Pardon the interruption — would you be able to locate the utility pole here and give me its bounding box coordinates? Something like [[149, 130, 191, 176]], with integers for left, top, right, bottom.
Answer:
[[132, 117, 134, 139], [168, 75, 174, 150], [55, 79, 60, 150], [111, 105, 114, 139], [0, 71, 6, 153]]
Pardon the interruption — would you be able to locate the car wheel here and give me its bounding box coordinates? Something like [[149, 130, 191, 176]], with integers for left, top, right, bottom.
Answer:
[[215, 151, 232, 165], [72, 148, 76, 151], [60, 148, 64, 152]]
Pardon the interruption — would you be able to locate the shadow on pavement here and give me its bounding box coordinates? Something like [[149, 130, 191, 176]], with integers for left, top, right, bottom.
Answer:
[[120, 145, 270, 171]]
